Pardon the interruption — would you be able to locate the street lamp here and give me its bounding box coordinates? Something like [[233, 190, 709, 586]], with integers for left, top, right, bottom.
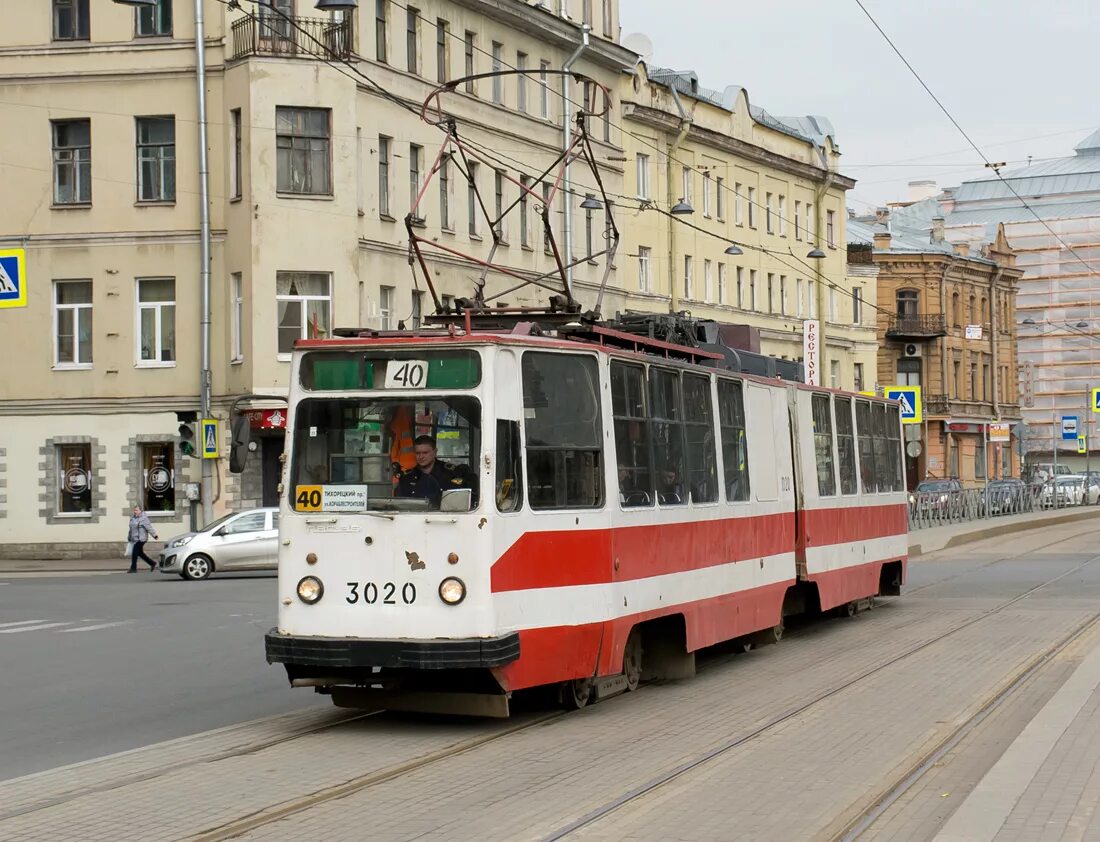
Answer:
[[806, 246, 826, 259], [670, 198, 694, 215], [580, 195, 603, 211], [112, 0, 157, 5], [724, 244, 743, 256], [314, 0, 359, 8]]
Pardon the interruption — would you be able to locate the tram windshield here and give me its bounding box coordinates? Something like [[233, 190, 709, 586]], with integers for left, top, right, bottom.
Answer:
[[289, 397, 481, 513]]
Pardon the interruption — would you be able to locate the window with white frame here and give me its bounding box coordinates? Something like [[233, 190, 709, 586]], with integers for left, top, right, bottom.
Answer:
[[734, 182, 743, 225], [704, 259, 713, 302], [830, 360, 840, 389], [778, 195, 786, 236], [136, 278, 176, 365], [230, 108, 242, 200], [54, 280, 93, 367], [806, 202, 814, 241], [682, 167, 692, 204], [584, 194, 595, 260], [539, 59, 551, 119], [276, 107, 331, 195], [494, 170, 506, 241], [829, 287, 837, 321], [519, 176, 530, 247], [276, 272, 330, 356], [718, 263, 726, 304], [516, 52, 527, 113], [852, 286, 863, 324], [780, 275, 787, 315], [491, 42, 503, 104], [436, 18, 449, 84], [796, 278, 804, 317], [136, 116, 175, 202], [766, 273, 774, 313], [736, 266, 743, 308], [463, 31, 475, 91], [409, 143, 423, 221], [747, 187, 756, 228], [53, 0, 89, 40], [136, 0, 171, 37], [406, 7, 419, 74], [378, 135, 391, 217], [809, 279, 816, 317], [765, 192, 773, 233], [230, 272, 244, 362], [684, 255, 693, 299], [602, 0, 613, 35], [439, 156, 451, 230], [638, 246, 651, 292], [794, 200, 802, 239], [702, 172, 711, 217], [376, 0, 388, 63], [541, 182, 551, 253], [52, 119, 91, 205], [378, 284, 394, 330], [827, 209, 836, 247], [750, 269, 757, 310], [716, 177, 725, 220], [636, 153, 649, 199]]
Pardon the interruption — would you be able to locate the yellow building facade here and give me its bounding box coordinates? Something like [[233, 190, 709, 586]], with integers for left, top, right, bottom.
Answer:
[[618, 65, 878, 390]]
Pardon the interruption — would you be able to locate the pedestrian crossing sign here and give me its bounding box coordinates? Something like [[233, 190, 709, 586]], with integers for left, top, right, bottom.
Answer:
[[1092, 387, 1100, 413], [885, 385, 922, 425], [0, 248, 26, 309], [1079, 436, 1088, 454], [201, 419, 219, 460]]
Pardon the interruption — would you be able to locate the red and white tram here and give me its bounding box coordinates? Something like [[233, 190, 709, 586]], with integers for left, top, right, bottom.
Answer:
[[243, 317, 907, 716]]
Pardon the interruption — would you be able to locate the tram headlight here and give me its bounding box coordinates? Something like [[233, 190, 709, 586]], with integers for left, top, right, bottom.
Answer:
[[438, 577, 466, 606], [296, 576, 324, 604]]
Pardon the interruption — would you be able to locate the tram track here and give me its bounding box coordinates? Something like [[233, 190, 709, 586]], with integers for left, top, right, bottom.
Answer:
[[538, 549, 1100, 840]]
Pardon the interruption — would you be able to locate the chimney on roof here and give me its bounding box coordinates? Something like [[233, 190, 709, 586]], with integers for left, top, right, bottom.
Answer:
[[931, 216, 945, 244], [875, 206, 890, 224], [955, 242, 970, 258], [908, 180, 939, 202], [873, 231, 892, 250]]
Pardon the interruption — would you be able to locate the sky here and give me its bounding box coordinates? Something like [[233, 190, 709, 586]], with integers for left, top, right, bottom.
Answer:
[[620, 0, 1100, 210]]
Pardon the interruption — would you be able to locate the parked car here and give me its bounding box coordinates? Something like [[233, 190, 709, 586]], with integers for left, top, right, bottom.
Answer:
[[983, 478, 1029, 515], [909, 479, 963, 515], [1040, 476, 1100, 508], [159, 508, 279, 580]]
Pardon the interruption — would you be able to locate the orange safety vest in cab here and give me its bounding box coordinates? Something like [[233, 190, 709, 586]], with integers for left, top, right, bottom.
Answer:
[[389, 405, 416, 480]]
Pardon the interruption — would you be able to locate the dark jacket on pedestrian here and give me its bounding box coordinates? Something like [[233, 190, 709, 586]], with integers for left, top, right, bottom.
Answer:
[[128, 513, 158, 543]]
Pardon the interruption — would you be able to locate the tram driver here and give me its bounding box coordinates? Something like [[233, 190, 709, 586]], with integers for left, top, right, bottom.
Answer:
[[395, 435, 477, 507]]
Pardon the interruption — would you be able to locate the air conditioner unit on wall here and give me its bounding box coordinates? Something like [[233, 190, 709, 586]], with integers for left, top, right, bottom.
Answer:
[[903, 343, 922, 358]]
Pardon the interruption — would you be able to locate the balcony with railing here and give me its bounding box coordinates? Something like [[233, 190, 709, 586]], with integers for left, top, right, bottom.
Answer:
[[885, 313, 947, 340], [230, 14, 354, 61]]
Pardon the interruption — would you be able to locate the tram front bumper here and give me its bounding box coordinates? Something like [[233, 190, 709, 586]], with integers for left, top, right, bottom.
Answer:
[[265, 629, 520, 670]]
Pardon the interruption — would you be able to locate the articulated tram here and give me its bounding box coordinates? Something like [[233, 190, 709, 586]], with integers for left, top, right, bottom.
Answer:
[[248, 318, 908, 717]]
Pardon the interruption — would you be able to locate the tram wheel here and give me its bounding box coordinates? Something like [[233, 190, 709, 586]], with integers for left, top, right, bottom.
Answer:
[[562, 678, 593, 710], [623, 628, 643, 692], [843, 601, 857, 618]]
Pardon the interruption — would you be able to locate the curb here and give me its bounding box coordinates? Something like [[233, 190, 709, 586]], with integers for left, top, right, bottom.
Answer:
[[910, 508, 1097, 558]]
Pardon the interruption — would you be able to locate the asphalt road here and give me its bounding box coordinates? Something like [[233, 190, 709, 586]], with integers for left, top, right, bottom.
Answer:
[[0, 571, 324, 781]]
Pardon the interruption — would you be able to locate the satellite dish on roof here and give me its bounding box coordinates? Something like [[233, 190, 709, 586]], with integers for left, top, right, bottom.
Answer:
[[623, 32, 654, 63]]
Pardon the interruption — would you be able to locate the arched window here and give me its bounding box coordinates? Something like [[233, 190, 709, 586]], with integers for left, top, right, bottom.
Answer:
[[981, 296, 988, 324], [968, 294, 976, 324], [952, 292, 960, 327], [896, 288, 919, 317]]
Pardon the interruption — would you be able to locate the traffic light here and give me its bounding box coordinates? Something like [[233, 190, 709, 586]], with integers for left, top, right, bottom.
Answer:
[[178, 422, 197, 458]]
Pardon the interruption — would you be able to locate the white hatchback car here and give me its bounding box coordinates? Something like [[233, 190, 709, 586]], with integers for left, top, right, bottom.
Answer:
[[159, 508, 279, 580]]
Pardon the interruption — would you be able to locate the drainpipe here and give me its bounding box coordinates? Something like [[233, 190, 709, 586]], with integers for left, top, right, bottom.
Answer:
[[990, 267, 1002, 419], [667, 86, 691, 313], [938, 256, 955, 479], [561, 24, 590, 297], [812, 145, 834, 374], [195, 0, 214, 526]]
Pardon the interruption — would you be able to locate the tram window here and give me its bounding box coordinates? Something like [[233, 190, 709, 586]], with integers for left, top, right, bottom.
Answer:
[[717, 379, 750, 502], [521, 352, 603, 509], [872, 403, 890, 493], [649, 367, 687, 505], [856, 400, 876, 493], [683, 374, 718, 503], [811, 394, 837, 497], [835, 397, 858, 495], [495, 419, 523, 512], [885, 404, 903, 491], [611, 362, 653, 507]]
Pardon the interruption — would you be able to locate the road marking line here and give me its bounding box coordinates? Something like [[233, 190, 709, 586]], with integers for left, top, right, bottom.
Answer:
[[0, 619, 55, 629], [0, 622, 71, 634], [58, 621, 133, 634]]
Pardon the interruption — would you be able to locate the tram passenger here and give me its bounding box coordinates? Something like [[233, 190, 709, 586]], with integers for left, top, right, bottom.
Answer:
[[658, 466, 684, 504], [395, 435, 476, 506]]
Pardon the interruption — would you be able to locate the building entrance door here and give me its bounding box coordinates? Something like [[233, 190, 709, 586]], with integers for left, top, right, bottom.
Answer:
[[261, 437, 284, 507]]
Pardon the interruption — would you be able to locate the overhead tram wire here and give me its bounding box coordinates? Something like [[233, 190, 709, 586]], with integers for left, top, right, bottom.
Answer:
[[852, 0, 1100, 279]]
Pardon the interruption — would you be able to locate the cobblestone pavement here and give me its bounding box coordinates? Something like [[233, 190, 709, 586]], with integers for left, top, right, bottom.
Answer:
[[3, 525, 1100, 842]]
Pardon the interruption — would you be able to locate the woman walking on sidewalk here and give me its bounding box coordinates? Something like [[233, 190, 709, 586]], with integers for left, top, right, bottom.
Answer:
[[127, 506, 159, 573]]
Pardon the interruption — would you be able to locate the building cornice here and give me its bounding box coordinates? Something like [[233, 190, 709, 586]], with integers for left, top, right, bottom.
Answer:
[[623, 103, 857, 191]]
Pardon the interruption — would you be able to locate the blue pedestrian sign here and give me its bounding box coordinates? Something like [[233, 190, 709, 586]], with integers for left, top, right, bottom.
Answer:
[[201, 419, 220, 460], [1062, 416, 1078, 441], [0, 248, 26, 309], [885, 385, 922, 424], [1092, 388, 1100, 413]]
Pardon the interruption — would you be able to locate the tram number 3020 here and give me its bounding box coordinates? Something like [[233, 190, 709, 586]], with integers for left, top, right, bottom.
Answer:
[[345, 582, 416, 605]]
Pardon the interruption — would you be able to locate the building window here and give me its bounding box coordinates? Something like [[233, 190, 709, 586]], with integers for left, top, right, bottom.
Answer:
[[277, 272, 330, 356], [779, 275, 787, 315], [795, 200, 802, 239], [542, 182, 552, 253], [409, 143, 423, 221], [612, 362, 652, 507], [953, 360, 961, 398], [136, 116, 175, 202], [827, 209, 836, 247], [806, 202, 814, 241], [830, 359, 840, 389], [516, 52, 527, 113], [718, 263, 726, 304], [829, 287, 837, 322], [582, 0, 593, 25], [948, 436, 959, 478], [375, 0, 387, 62], [141, 443, 175, 513], [411, 290, 423, 329], [812, 394, 837, 497], [778, 195, 786, 236], [464, 31, 475, 92], [749, 270, 757, 311], [406, 7, 419, 74], [136, 0, 171, 36], [435, 18, 449, 83], [57, 443, 93, 514], [975, 436, 986, 480], [491, 42, 503, 104], [716, 177, 725, 220], [638, 246, 651, 292], [682, 167, 692, 204], [518, 176, 530, 247], [896, 288, 919, 316], [52, 119, 91, 205], [53, 0, 89, 40], [796, 278, 804, 317], [736, 267, 743, 308], [230, 273, 244, 362], [379, 285, 393, 330], [969, 294, 977, 324], [853, 362, 864, 392], [808, 280, 816, 317], [718, 379, 750, 501], [378, 135, 391, 217], [539, 60, 551, 118], [584, 194, 595, 259], [230, 108, 242, 199], [136, 278, 176, 365], [439, 157, 451, 230], [766, 192, 773, 233], [734, 183, 743, 226], [767, 273, 774, 313], [982, 363, 990, 401], [852, 287, 863, 324], [636, 153, 649, 199], [494, 170, 506, 241], [747, 187, 756, 228], [969, 362, 978, 399], [836, 397, 857, 494], [704, 259, 713, 302], [702, 172, 711, 217], [54, 280, 93, 367], [468, 161, 480, 236], [684, 255, 693, 299], [276, 107, 331, 195]]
